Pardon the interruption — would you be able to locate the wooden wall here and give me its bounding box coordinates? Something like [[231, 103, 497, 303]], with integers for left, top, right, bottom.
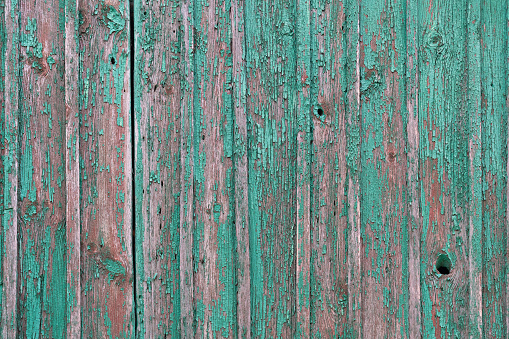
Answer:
[[0, 0, 507, 337]]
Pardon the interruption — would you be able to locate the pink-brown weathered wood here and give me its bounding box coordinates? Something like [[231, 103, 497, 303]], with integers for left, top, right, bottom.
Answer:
[[193, 0, 237, 336], [179, 1, 195, 336], [231, 0, 251, 337], [310, 1, 349, 337], [79, 1, 133, 337], [17, 1, 67, 337], [345, 0, 362, 337], [406, 0, 423, 337], [359, 1, 408, 336], [0, 0, 20, 337], [65, 0, 81, 336], [133, 0, 182, 336]]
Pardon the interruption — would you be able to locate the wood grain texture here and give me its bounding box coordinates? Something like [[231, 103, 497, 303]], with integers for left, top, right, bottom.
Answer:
[[309, 0, 349, 337], [244, 0, 298, 337], [296, 0, 311, 337], [193, 0, 236, 336], [406, 0, 422, 337], [65, 0, 81, 336], [0, 0, 508, 337], [345, 0, 362, 337], [179, 0, 195, 336], [418, 1, 470, 337], [79, 0, 133, 337], [231, 0, 251, 337], [480, 1, 507, 337], [0, 0, 20, 337], [133, 0, 182, 337], [468, 0, 483, 337], [17, 1, 67, 337], [359, 0, 408, 336]]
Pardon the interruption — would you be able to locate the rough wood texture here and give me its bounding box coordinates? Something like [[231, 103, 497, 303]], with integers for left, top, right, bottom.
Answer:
[[79, 0, 133, 337], [17, 1, 67, 337], [231, 0, 251, 337], [418, 1, 470, 337], [193, 0, 237, 336], [406, 0, 422, 336], [0, 0, 20, 337], [65, 0, 81, 336], [1, 0, 508, 337], [133, 0, 182, 337], [244, 1, 297, 337], [309, 0, 349, 337], [359, 0, 408, 337]]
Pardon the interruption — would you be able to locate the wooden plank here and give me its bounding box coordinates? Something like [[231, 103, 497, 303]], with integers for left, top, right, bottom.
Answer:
[[418, 1, 470, 337], [309, 0, 349, 337], [295, 0, 311, 336], [79, 0, 133, 336], [244, 0, 297, 336], [0, 0, 20, 336], [344, 0, 362, 336], [231, 0, 251, 337], [358, 0, 408, 337], [192, 0, 236, 336], [480, 1, 507, 336], [506, 6, 509, 338], [179, 0, 195, 335], [405, 0, 422, 337], [65, 0, 81, 336], [467, 0, 483, 337], [133, 0, 182, 337], [16, 1, 67, 337]]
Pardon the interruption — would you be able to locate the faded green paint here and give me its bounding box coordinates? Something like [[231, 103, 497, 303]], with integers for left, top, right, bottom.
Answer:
[[0, 0, 508, 337]]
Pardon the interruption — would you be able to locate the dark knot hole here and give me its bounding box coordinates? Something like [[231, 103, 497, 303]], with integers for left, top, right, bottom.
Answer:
[[111, 57, 116, 65], [317, 107, 324, 116], [436, 254, 452, 275]]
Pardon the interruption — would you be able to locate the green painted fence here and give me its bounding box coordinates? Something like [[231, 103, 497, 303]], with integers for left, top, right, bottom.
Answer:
[[0, 0, 507, 337]]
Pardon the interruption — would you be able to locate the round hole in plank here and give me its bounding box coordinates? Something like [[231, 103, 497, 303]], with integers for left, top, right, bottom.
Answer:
[[436, 253, 452, 275], [317, 107, 324, 116], [111, 57, 116, 65]]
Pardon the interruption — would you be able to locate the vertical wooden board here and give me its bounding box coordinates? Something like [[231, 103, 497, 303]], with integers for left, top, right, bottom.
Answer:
[[16, 1, 67, 337], [418, 1, 470, 337], [231, 0, 251, 337], [79, 0, 133, 337], [65, 0, 81, 336], [467, 0, 483, 337], [506, 7, 509, 339], [0, 0, 20, 337], [295, 0, 311, 337], [405, 0, 422, 336], [344, 0, 362, 336], [244, 0, 297, 337], [133, 0, 182, 337], [480, 1, 507, 337], [179, 0, 194, 335], [309, 0, 349, 337], [193, 0, 236, 336], [359, 0, 408, 337], [0, 1, 6, 332]]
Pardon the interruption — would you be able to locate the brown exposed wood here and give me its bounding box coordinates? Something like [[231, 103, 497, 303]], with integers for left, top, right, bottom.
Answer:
[[179, 0, 195, 335], [1, 0, 20, 337], [310, 1, 349, 337], [1, 0, 508, 337], [231, 0, 251, 337], [134, 0, 182, 336], [79, 0, 133, 337], [65, 0, 81, 337], [193, 0, 236, 337], [17, 1, 67, 337]]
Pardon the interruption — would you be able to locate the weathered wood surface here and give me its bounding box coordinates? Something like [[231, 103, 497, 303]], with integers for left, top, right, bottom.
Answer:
[[0, 0, 508, 338]]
